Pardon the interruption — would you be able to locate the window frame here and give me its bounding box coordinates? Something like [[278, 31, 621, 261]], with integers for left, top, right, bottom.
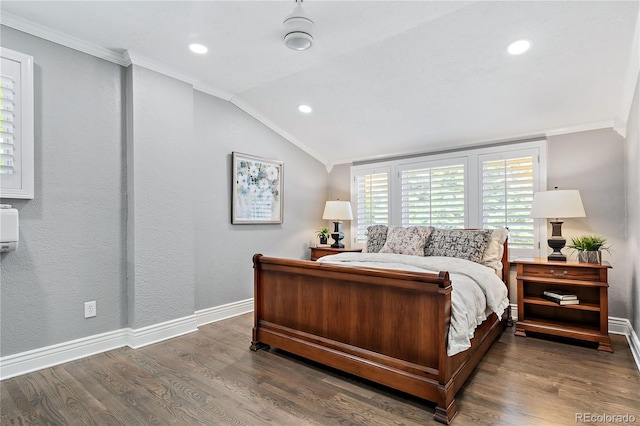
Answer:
[[350, 140, 548, 259], [351, 165, 392, 244]]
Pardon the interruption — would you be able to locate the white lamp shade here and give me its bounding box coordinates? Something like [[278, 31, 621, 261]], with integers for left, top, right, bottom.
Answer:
[[322, 201, 353, 220], [531, 190, 586, 219]]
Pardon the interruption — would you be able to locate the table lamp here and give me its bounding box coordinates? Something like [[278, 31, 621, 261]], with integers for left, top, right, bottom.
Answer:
[[531, 188, 586, 261], [322, 201, 353, 248]]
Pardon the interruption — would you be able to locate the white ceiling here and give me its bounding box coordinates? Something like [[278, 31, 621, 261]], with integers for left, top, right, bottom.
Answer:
[[1, 1, 638, 167]]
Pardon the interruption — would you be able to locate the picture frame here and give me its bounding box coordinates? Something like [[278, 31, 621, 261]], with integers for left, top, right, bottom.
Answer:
[[232, 152, 283, 224]]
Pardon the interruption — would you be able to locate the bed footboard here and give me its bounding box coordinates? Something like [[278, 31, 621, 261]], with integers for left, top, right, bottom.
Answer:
[[251, 254, 505, 424]]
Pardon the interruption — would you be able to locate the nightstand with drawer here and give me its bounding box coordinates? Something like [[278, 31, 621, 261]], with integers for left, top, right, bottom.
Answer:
[[309, 247, 362, 261], [514, 258, 612, 352]]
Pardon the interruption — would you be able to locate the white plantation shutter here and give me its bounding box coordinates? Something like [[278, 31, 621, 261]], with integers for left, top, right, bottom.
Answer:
[[350, 141, 545, 257], [353, 168, 390, 243], [480, 151, 538, 256], [400, 162, 465, 228]]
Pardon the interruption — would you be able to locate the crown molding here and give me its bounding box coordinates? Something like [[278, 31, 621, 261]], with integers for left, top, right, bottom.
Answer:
[[0, 12, 128, 66], [125, 51, 235, 101], [544, 119, 615, 137], [613, 116, 629, 138], [332, 120, 615, 166]]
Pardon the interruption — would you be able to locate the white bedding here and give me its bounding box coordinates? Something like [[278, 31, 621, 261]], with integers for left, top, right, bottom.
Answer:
[[317, 252, 509, 356]]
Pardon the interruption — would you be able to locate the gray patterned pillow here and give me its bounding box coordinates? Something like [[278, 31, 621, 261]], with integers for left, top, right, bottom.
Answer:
[[424, 229, 492, 263], [379, 226, 433, 256], [366, 225, 388, 253]]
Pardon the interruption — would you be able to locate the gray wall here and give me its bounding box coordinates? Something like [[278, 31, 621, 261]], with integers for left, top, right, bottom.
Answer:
[[547, 129, 628, 318], [0, 27, 329, 356], [0, 27, 127, 355], [126, 66, 196, 328], [626, 74, 640, 336], [193, 91, 328, 310]]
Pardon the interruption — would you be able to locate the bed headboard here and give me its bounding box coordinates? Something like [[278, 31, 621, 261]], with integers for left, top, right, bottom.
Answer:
[[364, 225, 511, 288], [501, 236, 510, 288]]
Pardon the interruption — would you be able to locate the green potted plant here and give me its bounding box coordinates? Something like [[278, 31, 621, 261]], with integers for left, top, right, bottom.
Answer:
[[567, 235, 610, 264], [315, 227, 330, 245]]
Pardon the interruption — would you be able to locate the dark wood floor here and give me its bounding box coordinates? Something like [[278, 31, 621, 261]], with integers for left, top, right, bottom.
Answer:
[[2, 313, 639, 425]]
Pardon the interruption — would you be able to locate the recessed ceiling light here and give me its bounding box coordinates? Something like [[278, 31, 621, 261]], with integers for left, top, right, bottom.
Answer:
[[507, 39, 532, 55], [298, 105, 312, 113], [188, 43, 208, 54]]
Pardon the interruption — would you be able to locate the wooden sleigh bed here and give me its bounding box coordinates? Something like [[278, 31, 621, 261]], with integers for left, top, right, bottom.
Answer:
[[250, 237, 510, 424]]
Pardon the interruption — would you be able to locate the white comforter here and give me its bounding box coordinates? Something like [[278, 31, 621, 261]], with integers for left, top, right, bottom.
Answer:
[[317, 252, 509, 356]]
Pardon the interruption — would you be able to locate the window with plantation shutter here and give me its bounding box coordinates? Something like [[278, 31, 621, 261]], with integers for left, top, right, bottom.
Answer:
[[400, 161, 465, 228], [350, 140, 546, 257], [352, 167, 390, 243], [480, 152, 537, 256]]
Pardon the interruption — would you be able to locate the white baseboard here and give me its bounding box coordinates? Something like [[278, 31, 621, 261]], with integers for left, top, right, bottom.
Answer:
[[509, 304, 640, 371], [510, 303, 518, 321], [609, 317, 640, 372], [3, 299, 636, 380], [630, 326, 640, 371], [0, 328, 129, 381], [195, 298, 253, 327], [126, 315, 198, 350], [0, 299, 255, 381]]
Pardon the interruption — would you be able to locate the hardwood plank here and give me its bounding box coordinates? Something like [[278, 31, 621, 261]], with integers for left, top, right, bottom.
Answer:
[[1, 379, 42, 425], [1, 313, 638, 426]]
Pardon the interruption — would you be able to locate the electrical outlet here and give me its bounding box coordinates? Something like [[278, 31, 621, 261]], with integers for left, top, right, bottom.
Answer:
[[84, 301, 96, 318]]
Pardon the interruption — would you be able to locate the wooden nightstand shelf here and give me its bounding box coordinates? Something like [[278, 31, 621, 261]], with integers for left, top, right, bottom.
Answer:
[[309, 247, 362, 261], [514, 257, 612, 352]]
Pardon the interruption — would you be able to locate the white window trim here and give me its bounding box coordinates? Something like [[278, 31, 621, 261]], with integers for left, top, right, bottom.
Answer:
[[350, 140, 548, 259], [0, 47, 34, 199]]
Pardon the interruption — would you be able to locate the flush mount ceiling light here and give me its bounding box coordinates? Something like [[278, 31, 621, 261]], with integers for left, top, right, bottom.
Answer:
[[283, 0, 314, 51], [298, 104, 312, 113], [188, 43, 208, 54], [507, 39, 532, 55]]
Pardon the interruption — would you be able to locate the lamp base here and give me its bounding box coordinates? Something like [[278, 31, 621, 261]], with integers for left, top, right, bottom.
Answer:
[[547, 251, 567, 262], [547, 222, 567, 261], [330, 221, 345, 248]]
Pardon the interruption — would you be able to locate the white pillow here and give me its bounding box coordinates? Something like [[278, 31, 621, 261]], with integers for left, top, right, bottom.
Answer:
[[481, 228, 509, 270], [379, 226, 432, 256]]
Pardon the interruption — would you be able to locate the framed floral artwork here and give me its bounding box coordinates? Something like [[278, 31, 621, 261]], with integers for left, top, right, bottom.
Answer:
[[232, 152, 283, 224]]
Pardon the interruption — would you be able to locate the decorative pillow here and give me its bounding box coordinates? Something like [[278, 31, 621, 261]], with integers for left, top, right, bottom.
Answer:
[[366, 225, 388, 253], [481, 228, 509, 270], [424, 229, 492, 263], [379, 226, 433, 256]]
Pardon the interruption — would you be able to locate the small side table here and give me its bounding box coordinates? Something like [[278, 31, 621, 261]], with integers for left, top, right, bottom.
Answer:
[[514, 257, 612, 352], [309, 247, 362, 261]]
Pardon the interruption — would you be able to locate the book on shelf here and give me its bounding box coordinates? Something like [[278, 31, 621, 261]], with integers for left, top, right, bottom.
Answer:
[[543, 290, 578, 300], [543, 294, 579, 305]]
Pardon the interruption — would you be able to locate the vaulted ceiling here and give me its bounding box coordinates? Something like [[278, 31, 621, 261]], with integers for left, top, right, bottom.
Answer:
[[1, 1, 638, 167]]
